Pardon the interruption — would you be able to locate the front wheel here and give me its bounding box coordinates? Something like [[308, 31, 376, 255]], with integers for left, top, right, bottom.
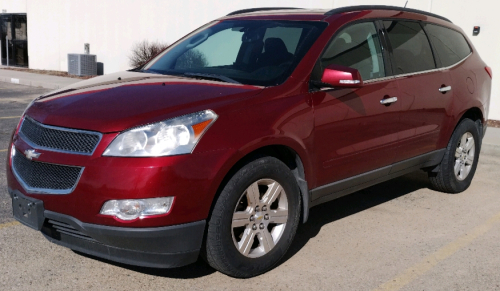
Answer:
[[429, 118, 481, 193], [205, 157, 301, 278]]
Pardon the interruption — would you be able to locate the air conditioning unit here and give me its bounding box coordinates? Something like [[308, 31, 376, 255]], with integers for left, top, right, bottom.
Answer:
[[68, 54, 97, 76]]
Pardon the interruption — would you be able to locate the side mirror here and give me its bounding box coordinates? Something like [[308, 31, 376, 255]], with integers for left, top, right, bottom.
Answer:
[[321, 64, 363, 88]]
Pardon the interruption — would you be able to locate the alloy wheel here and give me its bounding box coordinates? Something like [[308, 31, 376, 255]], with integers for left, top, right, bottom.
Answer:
[[231, 179, 288, 258], [454, 132, 475, 181]]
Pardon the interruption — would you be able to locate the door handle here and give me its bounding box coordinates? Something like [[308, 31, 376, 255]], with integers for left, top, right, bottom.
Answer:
[[439, 86, 452, 93], [380, 97, 398, 105]]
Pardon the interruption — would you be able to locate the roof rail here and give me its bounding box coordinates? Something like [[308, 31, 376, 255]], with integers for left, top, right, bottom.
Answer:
[[324, 5, 451, 23], [227, 7, 301, 16]]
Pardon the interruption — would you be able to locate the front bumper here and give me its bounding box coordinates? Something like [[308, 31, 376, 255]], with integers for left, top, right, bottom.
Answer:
[[7, 131, 235, 227], [10, 189, 205, 268]]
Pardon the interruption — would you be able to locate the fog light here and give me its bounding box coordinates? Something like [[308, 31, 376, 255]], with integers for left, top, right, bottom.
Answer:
[[100, 197, 174, 221]]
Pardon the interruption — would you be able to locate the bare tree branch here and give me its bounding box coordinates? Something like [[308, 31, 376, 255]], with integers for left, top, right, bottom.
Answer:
[[129, 40, 169, 68]]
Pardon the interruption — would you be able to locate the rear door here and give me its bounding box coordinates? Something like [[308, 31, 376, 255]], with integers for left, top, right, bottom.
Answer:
[[382, 20, 454, 162], [310, 21, 400, 191], [423, 23, 474, 139]]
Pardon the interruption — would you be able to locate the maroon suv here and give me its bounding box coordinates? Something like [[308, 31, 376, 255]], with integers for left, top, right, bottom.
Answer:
[[7, 6, 492, 277]]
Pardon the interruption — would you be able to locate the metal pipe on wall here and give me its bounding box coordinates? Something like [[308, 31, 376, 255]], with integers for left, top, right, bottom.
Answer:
[[5, 35, 8, 66]]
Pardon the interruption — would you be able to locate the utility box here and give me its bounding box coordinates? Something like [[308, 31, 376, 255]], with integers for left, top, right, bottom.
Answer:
[[68, 54, 97, 76]]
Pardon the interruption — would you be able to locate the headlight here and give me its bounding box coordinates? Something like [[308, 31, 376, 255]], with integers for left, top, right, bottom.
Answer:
[[103, 110, 217, 157], [100, 197, 174, 221], [9, 145, 15, 166]]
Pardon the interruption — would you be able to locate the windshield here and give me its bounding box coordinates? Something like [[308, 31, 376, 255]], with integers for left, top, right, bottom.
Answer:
[[144, 20, 327, 86]]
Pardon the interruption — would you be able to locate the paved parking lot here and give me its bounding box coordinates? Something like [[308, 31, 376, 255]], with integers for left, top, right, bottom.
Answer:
[[1, 82, 500, 290]]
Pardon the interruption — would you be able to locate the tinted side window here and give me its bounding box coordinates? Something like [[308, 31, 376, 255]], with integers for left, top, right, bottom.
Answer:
[[320, 22, 385, 81], [383, 21, 436, 74], [424, 24, 471, 67]]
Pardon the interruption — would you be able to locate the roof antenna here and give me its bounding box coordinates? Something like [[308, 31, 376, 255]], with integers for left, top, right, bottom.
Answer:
[[404, 1, 408, 8]]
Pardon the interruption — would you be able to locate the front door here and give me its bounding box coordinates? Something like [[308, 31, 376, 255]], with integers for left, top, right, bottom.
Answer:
[[1, 14, 28, 67], [310, 21, 400, 191]]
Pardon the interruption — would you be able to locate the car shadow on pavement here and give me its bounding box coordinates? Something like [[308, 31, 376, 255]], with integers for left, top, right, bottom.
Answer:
[[280, 170, 433, 265], [75, 170, 433, 278], [73, 251, 216, 278]]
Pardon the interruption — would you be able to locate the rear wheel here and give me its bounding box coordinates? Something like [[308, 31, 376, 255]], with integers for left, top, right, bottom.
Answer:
[[205, 157, 301, 278], [429, 118, 480, 193]]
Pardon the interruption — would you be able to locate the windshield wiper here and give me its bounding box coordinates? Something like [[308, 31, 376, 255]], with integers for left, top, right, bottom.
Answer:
[[183, 73, 241, 84]]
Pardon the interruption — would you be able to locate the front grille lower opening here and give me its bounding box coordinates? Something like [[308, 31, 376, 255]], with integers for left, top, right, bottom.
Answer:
[[42, 219, 97, 242], [12, 150, 83, 193]]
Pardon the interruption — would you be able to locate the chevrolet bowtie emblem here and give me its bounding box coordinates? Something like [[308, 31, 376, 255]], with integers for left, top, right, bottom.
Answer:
[[24, 149, 41, 160]]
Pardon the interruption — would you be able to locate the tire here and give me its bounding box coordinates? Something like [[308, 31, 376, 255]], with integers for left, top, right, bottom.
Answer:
[[429, 118, 481, 193], [205, 156, 301, 278]]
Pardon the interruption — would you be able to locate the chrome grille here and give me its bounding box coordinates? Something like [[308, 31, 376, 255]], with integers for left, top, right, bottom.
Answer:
[[12, 149, 83, 194], [19, 116, 101, 155]]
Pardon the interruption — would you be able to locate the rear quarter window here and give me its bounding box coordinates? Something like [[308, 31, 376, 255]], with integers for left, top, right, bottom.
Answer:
[[424, 24, 472, 67]]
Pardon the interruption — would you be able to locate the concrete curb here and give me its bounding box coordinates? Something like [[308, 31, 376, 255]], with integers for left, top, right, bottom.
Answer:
[[0, 75, 71, 90], [0, 68, 79, 90]]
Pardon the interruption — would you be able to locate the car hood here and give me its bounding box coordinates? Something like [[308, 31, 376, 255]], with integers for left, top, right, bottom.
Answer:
[[25, 71, 263, 133]]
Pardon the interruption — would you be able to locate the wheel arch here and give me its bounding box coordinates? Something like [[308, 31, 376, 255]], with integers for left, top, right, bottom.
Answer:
[[209, 143, 312, 225], [441, 106, 485, 148], [459, 107, 484, 124], [456, 106, 485, 139]]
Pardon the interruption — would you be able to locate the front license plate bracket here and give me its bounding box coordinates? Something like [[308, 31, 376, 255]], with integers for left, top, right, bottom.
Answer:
[[12, 192, 45, 230]]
